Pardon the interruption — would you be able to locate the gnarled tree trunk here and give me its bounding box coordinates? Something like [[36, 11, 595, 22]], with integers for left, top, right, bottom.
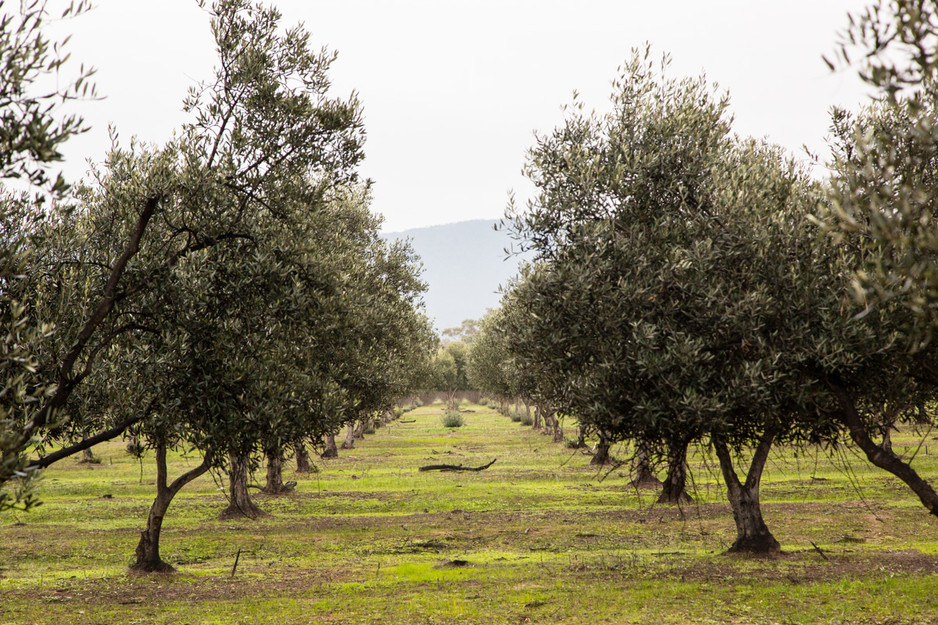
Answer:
[[261, 445, 290, 495], [712, 433, 780, 554], [551, 413, 564, 443], [881, 424, 893, 453], [630, 440, 662, 487], [591, 431, 612, 466], [131, 444, 210, 572], [658, 437, 693, 504], [832, 383, 938, 517], [321, 432, 338, 458], [219, 453, 264, 519], [295, 442, 311, 473], [341, 423, 356, 449]]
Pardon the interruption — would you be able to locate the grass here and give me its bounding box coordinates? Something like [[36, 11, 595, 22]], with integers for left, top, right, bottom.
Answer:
[[1, 403, 938, 623]]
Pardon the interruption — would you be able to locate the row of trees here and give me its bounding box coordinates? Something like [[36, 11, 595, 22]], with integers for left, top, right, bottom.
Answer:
[[470, 2, 938, 554], [1, 0, 434, 572]]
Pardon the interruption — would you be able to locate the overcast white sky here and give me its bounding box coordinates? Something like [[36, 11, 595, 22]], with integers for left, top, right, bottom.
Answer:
[[52, 1, 871, 232]]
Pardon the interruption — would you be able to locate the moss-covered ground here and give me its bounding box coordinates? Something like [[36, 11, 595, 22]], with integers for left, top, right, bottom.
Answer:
[[2, 403, 938, 624]]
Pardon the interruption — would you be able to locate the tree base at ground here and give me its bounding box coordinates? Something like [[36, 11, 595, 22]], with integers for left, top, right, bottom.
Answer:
[[295, 444, 311, 473], [129, 553, 176, 573], [656, 487, 692, 504], [220, 453, 266, 520], [630, 472, 663, 489], [725, 532, 782, 555]]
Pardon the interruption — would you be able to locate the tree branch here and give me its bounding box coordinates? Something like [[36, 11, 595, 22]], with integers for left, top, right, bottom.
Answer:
[[24, 194, 162, 438], [26, 411, 149, 471], [418, 459, 497, 472]]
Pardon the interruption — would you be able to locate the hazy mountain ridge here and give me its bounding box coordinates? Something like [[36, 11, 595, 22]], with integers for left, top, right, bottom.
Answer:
[[382, 219, 529, 333]]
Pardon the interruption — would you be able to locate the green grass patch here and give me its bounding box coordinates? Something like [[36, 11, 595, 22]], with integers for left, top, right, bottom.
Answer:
[[2, 405, 938, 623]]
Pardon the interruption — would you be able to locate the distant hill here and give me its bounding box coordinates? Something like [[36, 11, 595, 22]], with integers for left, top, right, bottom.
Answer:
[[382, 219, 529, 333]]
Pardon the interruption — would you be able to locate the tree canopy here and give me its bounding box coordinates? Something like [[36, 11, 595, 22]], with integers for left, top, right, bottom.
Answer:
[[1, 0, 96, 511], [497, 48, 927, 552], [1, 0, 434, 569]]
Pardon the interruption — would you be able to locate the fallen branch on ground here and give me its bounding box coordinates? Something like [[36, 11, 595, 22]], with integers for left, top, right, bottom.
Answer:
[[418, 459, 496, 472], [810, 541, 830, 561]]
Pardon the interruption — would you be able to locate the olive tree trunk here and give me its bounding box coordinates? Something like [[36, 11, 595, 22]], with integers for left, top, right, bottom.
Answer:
[[219, 453, 264, 519], [832, 383, 938, 517], [591, 431, 612, 466], [658, 437, 693, 504], [262, 444, 295, 495], [712, 433, 780, 554], [541, 409, 563, 442], [131, 444, 210, 572], [341, 423, 356, 449], [630, 440, 662, 487], [321, 432, 338, 458], [880, 425, 893, 453], [295, 442, 311, 473]]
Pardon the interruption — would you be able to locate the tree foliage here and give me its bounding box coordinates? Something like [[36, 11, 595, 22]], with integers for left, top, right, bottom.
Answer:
[[828, 0, 938, 100], [0, 0, 95, 195], [813, 0, 938, 519], [467, 308, 516, 403], [441, 318, 481, 345], [826, 89, 938, 353], [501, 49, 874, 552], [1, 0, 95, 511], [2, 0, 432, 569]]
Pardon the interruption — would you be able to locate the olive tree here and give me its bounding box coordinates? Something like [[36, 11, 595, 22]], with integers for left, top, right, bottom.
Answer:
[[504, 50, 859, 552], [0, 0, 94, 194], [253, 194, 435, 494], [505, 50, 731, 506], [467, 308, 516, 412], [428, 340, 473, 409], [14, 0, 373, 571], [818, 0, 938, 518], [471, 296, 565, 435]]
